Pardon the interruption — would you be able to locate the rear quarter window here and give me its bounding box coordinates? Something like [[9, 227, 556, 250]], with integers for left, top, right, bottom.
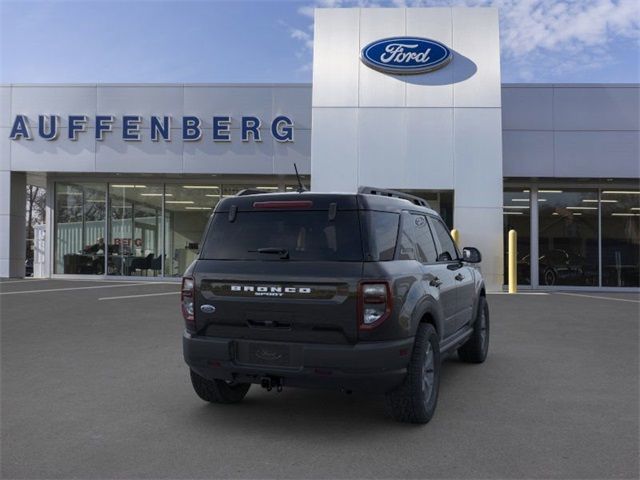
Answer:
[[361, 211, 400, 261]]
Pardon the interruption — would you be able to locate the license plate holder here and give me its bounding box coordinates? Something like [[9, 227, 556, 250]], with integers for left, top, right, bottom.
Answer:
[[236, 342, 293, 367]]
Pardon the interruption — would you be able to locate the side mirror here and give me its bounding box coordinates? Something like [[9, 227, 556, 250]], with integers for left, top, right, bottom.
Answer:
[[462, 247, 482, 263]]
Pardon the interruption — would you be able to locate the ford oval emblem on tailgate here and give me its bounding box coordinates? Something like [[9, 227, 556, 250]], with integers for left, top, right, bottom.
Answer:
[[200, 304, 216, 314]]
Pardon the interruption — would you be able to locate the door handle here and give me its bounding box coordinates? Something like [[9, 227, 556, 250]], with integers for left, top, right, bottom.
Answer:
[[455, 273, 465, 281], [429, 277, 442, 288]]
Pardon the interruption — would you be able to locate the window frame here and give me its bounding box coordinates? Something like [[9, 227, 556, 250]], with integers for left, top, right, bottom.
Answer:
[[427, 215, 461, 263]]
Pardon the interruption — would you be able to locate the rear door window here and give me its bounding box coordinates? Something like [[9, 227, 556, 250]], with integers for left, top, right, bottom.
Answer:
[[201, 211, 363, 261], [398, 222, 417, 261], [429, 217, 459, 262], [397, 213, 439, 263], [411, 214, 438, 263]]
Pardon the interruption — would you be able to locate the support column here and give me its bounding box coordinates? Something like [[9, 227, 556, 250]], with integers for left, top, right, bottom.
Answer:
[[0, 171, 26, 278], [530, 186, 539, 289]]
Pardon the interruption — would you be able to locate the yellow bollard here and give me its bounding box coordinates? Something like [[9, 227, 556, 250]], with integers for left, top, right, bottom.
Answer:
[[450, 229, 460, 248], [508, 229, 517, 293]]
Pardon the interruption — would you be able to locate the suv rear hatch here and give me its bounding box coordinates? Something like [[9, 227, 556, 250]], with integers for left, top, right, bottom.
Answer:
[[192, 194, 364, 344]]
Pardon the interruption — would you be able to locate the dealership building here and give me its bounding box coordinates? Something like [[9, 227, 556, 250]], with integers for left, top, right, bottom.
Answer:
[[1, 7, 638, 290]]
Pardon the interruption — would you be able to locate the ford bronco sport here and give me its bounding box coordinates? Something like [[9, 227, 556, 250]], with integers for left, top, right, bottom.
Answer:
[[182, 187, 489, 424]]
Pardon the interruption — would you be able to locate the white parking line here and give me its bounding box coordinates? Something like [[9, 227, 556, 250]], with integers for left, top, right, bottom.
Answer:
[[0, 279, 48, 284], [489, 292, 550, 295], [98, 291, 179, 301], [0, 283, 151, 295], [554, 292, 640, 304]]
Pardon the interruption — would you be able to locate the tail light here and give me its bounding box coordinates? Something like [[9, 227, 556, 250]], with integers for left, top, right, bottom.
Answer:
[[358, 281, 392, 330], [181, 276, 195, 330]]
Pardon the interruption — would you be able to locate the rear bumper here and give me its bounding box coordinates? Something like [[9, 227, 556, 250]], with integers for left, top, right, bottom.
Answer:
[[183, 333, 413, 393]]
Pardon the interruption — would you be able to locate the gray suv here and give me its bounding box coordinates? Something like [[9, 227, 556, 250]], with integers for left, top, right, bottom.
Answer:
[[182, 187, 489, 423]]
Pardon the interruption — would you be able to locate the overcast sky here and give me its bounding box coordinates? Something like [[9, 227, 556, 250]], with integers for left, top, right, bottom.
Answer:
[[1, 0, 638, 84]]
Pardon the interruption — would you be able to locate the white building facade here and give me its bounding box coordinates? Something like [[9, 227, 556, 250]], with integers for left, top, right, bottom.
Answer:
[[1, 7, 638, 290]]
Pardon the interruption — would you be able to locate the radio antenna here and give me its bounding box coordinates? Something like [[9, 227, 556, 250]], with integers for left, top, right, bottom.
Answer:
[[293, 163, 306, 193]]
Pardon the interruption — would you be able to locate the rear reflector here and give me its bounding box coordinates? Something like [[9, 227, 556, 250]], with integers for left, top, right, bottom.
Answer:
[[253, 200, 313, 209]]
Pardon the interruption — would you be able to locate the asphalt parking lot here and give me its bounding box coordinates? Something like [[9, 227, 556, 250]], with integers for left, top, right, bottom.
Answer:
[[1, 279, 638, 479]]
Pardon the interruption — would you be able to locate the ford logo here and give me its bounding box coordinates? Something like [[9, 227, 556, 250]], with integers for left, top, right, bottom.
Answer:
[[200, 304, 216, 314], [361, 37, 452, 75]]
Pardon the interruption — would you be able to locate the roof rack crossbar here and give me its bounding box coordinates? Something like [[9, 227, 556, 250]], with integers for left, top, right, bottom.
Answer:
[[358, 186, 431, 208]]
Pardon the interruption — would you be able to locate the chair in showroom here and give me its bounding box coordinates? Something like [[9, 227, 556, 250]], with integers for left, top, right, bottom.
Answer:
[[129, 253, 153, 276], [150, 255, 163, 277]]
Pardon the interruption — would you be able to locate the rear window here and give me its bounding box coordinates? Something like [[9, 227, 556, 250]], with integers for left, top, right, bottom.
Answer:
[[200, 211, 363, 261]]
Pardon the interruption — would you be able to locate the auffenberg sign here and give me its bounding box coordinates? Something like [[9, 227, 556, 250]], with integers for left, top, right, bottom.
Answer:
[[8, 114, 295, 142]]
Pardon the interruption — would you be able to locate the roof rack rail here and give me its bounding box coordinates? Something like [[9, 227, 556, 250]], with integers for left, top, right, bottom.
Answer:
[[358, 186, 431, 208], [235, 188, 277, 197]]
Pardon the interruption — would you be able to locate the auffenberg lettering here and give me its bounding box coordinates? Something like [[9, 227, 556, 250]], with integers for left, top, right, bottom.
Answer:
[[8, 115, 295, 142]]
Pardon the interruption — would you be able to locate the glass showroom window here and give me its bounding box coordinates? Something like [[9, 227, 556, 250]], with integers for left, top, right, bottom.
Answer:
[[503, 189, 531, 285], [54, 183, 107, 274], [164, 184, 221, 277], [538, 189, 599, 287], [108, 184, 163, 276], [601, 189, 640, 287]]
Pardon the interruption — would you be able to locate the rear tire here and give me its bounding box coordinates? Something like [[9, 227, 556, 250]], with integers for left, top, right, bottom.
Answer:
[[385, 323, 440, 424], [190, 369, 251, 404], [458, 296, 490, 363]]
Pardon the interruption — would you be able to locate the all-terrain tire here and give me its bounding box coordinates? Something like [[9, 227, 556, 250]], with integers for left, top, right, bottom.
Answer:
[[189, 369, 251, 404], [385, 323, 440, 424], [458, 296, 490, 363]]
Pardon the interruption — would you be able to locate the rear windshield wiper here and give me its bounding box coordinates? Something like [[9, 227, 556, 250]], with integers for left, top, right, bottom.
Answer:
[[249, 247, 290, 259]]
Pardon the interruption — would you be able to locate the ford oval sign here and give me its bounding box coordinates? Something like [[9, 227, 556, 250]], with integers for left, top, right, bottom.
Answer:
[[361, 37, 452, 75]]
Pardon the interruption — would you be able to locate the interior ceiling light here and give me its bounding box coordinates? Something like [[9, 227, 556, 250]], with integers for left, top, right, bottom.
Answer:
[[111, 184, 146, 188], [566, 206, 597, 210], [502, 211, 523, 215], [538, 189, 562, 193], [503, 205, 529, 209], [185, 206, 211, 210], [582, 199, 618, 203], [182, 185, 220, 189], [612, 213, 640, 216], [166, 200, 194, 204], [602, 191, 639, 195]]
